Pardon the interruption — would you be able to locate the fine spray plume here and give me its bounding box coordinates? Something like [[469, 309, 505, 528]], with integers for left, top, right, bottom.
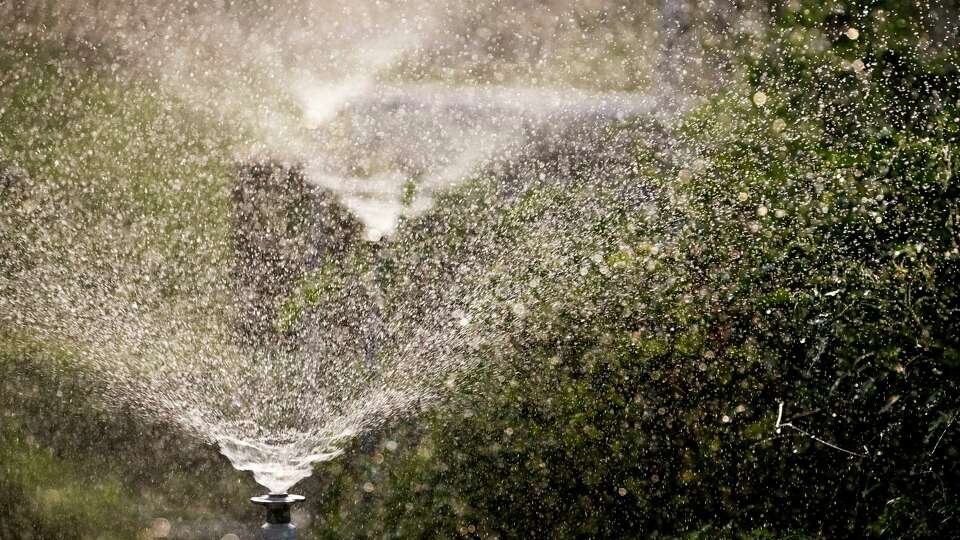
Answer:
[[0, 0, 750, 535]]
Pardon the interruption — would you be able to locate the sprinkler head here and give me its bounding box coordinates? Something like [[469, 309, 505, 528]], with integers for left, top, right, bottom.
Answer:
[[250, 493, 306, 540]]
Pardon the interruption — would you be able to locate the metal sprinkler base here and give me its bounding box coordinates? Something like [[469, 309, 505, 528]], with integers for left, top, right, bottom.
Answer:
[[251, 493, 306, 540]]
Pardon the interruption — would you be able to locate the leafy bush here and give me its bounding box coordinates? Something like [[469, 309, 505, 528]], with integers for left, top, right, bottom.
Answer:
[[310, 2, 959, 537]]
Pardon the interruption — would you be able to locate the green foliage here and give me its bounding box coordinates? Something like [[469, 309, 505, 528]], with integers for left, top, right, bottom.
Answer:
[[1, 2, 958, 538], [0, 328, 259, 538], [0, 35, 252, 537], [0, 34, 237, 300], [310, 2, 959, 537]]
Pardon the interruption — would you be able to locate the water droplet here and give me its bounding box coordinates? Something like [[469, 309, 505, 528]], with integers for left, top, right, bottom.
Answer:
[[149, 518, 171, 538]]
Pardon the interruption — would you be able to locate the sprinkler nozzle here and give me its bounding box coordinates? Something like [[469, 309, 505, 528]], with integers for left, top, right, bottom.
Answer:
[[251, 493, 305, 540]]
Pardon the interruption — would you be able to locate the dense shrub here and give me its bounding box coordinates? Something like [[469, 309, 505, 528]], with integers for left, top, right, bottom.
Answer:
[[310, 2, 959, 537]]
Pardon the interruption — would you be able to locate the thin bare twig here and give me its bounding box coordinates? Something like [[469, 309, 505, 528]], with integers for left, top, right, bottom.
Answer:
[[930, 416, 954, 455], [775, 402, 868, 458]]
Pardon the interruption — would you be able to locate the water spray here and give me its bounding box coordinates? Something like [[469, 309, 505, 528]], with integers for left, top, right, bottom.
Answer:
[[251, 493, 306, 539]]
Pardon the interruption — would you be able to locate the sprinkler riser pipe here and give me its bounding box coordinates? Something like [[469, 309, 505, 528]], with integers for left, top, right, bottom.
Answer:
[[260, 523, 297, 540], [251, 493, 305, 540], [265, 505, 292, 524]]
